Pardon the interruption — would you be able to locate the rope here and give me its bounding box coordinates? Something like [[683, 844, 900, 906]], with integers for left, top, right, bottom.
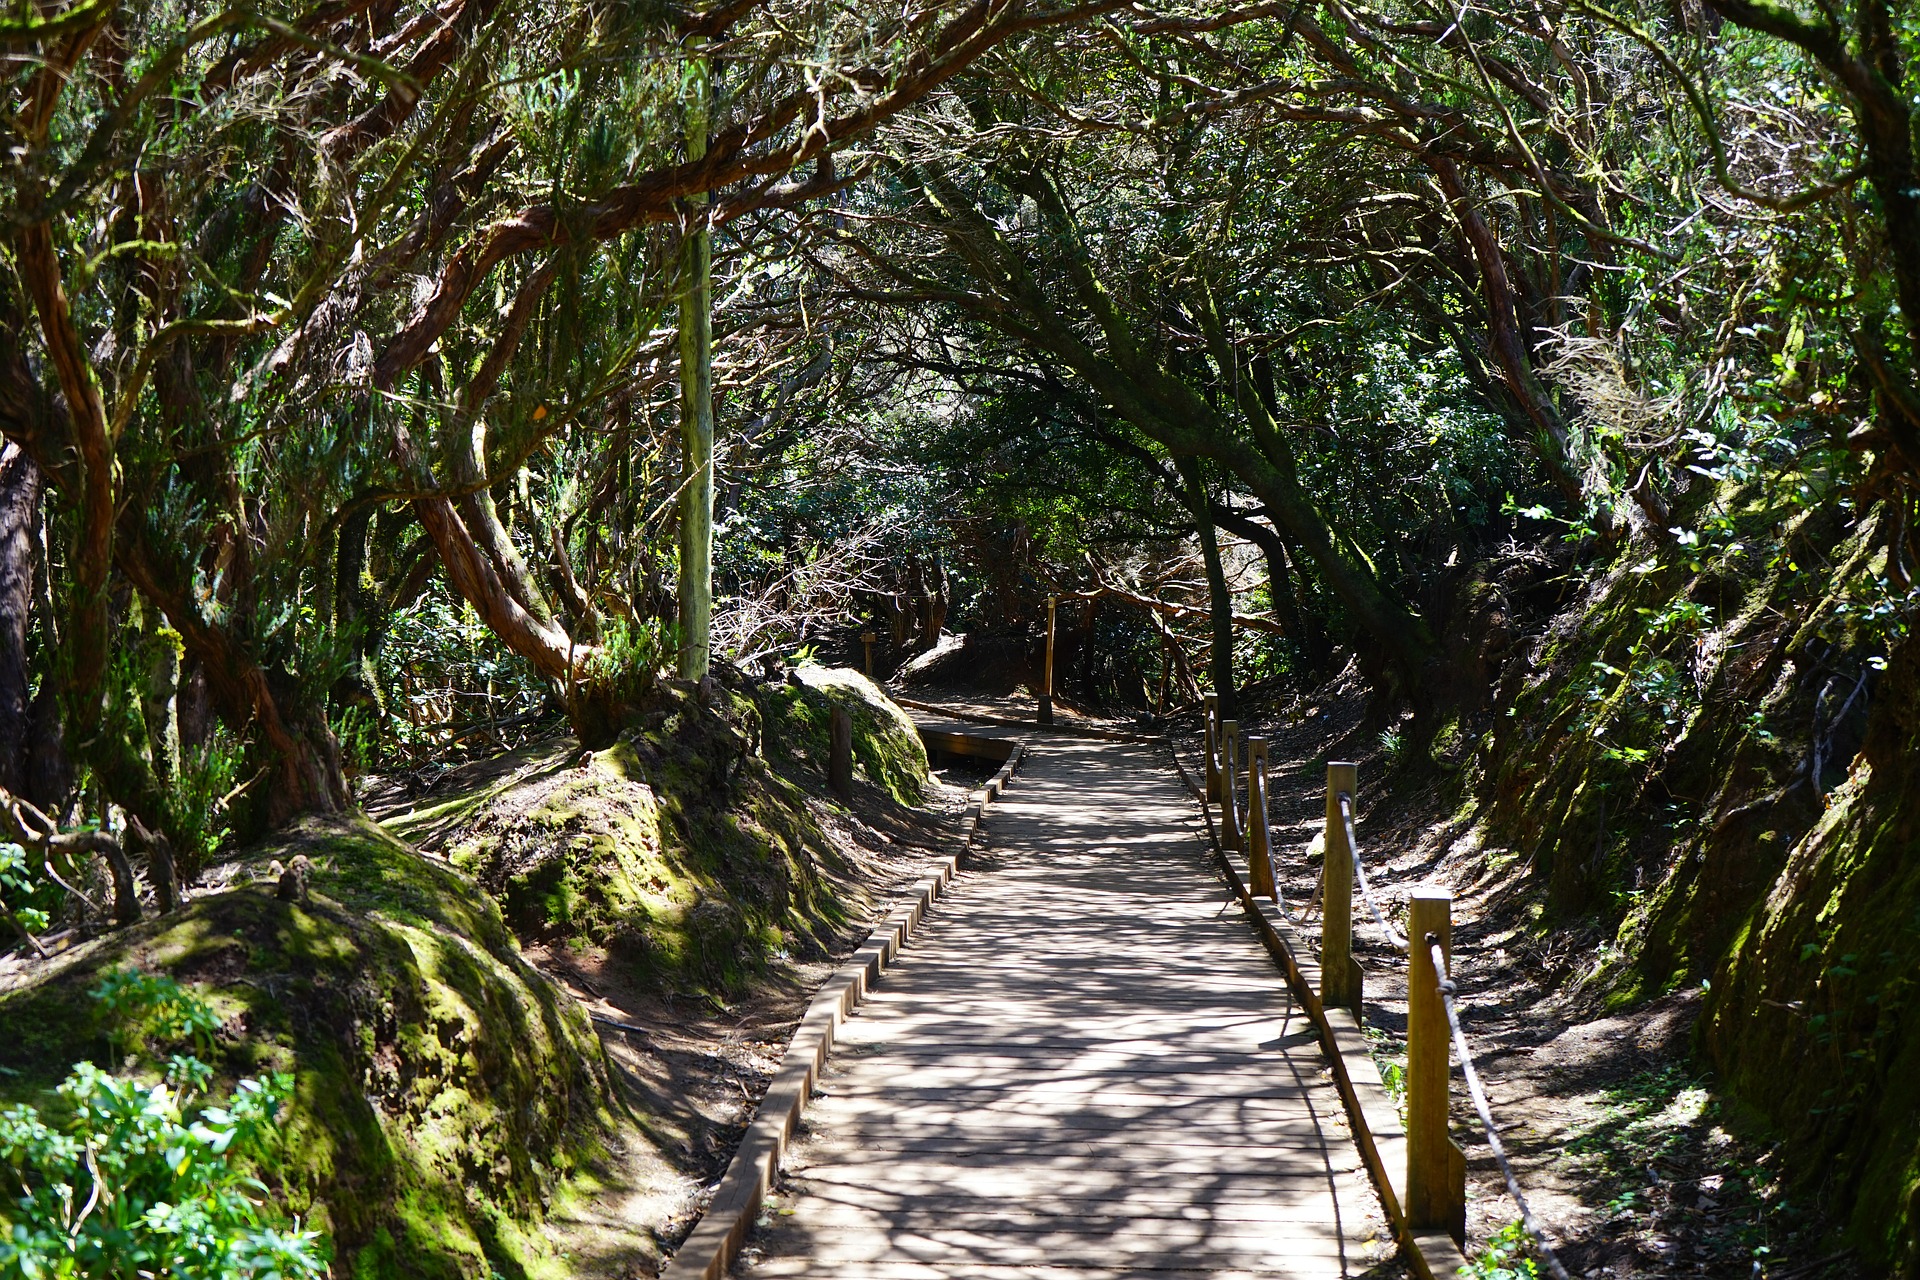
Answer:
[[1190, 729, 1567, 1278], [1428, 939, 1574, 1280], [1284, 863, 1325, 926], [1244, 766, 1323, 927], [1339, 792, 1408, 952]]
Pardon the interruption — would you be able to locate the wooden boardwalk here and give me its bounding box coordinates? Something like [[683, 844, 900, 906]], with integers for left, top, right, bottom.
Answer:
[[738, 733, 1381, 1279]]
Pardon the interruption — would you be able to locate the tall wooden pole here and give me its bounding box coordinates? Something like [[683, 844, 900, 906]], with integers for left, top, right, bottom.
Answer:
[[1321, 761, 1360, 1012], [676, 46, 714, 681], [1407, 886, 1465, 1241], [1156, 637, 1171, 716], [1039, 594, 1057, 724], [860, 631, 876, 678]]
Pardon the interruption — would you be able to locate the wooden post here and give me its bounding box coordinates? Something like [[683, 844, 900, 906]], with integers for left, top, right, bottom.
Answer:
[[1246, 737, 1274, 898], [1219, 720, 1242, 851], [860, 632, 876, 678], [1407, 886, 1466, 1243], [1156, 639, 1171, 716], [1039, 595, 1057, 725], [829, 705, 853, 800], [1202, 694, 1220, 801], [1321, 761, 1361, 1013]]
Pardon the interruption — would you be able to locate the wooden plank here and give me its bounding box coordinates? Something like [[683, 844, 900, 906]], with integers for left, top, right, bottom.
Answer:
[[765, 1197, 1369, 1226], [783, 1176, 1367, 1209], [918, 727, 1019, 762], [791, 1159, 1367, 1189], [798, 1107, 1340, 1138], [720, 730, 1385, 1280], [754, 1230, 1346, 1267], [745, 1264, 1335, 1280]]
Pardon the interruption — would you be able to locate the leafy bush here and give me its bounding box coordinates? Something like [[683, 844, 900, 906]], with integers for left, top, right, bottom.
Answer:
[[0, 970, 326, 1280], [1461, 1220, 1538, 1280], [164, 730, 245, 883], [579, 616, 665, 707], [0, 845, 52, 943], [88, 970, 223, 1064]]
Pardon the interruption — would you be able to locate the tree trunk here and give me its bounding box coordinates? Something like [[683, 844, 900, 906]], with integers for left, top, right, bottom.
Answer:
[[1210, 503, 1326, 670], [1428, 156, 1587, 505], [677, 47, 716, 680], [0, 443, 40, 795], [14, 223, 116, 770], [24, 684, 69, 814], [1179, 457, 1237, 717], [117, 528, 347, 822], [444, 260, 562, 630]]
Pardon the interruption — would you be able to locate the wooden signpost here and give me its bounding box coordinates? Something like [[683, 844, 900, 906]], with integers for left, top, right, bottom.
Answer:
[[830, 705, 853, 800]]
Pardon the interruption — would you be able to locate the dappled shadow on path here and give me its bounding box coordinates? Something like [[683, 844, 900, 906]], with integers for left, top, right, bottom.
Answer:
[[738, 735, 1395, 1279]]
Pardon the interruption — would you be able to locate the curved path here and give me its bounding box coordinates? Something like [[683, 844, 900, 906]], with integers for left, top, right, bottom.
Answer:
[[735, 727, 1385, 1279]]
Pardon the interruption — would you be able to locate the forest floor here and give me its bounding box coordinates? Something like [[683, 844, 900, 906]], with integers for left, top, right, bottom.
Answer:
[[1184, 678, 1857, 1280]]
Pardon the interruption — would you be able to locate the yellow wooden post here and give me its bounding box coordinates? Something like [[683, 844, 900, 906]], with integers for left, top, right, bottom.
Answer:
[[860, 631, 876, 678], [1246, 737, 1273, 898], [1321, 762, 1360, 1012], [1407, 886, 1466, 1242], [1039, 595, 1057, 725], [1202, 694, 1220, 802], [1219, 720, 1242, 851]]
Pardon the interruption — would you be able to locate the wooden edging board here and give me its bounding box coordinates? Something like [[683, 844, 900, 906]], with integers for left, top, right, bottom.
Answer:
[[657, 735, 1029, 1280], [891, 694, 1167, 745], [1167, 748, 1473, 1280]]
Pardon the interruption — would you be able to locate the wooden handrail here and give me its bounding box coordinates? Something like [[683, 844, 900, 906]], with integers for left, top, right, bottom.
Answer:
[[829, 705, 853, 800], [1039, 595, 1058, 726], [1202, 694, 1221, 801]]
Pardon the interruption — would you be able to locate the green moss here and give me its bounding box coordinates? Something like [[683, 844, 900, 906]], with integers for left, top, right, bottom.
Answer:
[[395, 669, 927, 1000], [771, 666, 931, 806], [1703, 751, 1920, 1271], [0, 817, 613, 1280]]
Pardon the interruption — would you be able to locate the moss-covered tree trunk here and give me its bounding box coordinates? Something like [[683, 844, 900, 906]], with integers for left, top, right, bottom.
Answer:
[[677, 48, 715, 682]]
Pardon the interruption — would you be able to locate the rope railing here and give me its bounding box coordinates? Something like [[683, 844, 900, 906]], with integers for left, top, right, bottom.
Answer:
[[1339, 791, 1408, 953], [1200, 700, 1567, 1280], [1430, 938, 1574, 1280]]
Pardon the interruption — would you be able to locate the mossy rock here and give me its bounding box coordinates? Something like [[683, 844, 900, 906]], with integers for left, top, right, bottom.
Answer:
[[1704, 632, 1920, 1273], [0, 816, 613, 1280], [392, 672, 911, 998], [771, 665, 931, 806]]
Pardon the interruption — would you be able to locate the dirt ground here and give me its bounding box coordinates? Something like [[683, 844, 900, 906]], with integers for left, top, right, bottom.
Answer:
[[1189, 689, 1856, 1280]]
